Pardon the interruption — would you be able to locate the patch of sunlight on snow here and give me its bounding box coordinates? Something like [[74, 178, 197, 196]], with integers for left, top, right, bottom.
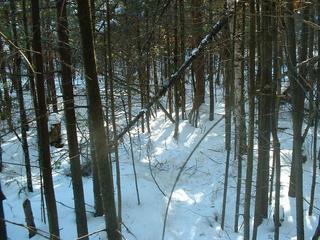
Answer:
[[194, 192, 204, 203], [279, 148, 293, 217], [281, 193, 291, 214], [171, 227, 197, 240], [305, 216, 316, 231], [172, 189, 203, 205], [152, 147, 165, 157], [287, 215, 294, 223]]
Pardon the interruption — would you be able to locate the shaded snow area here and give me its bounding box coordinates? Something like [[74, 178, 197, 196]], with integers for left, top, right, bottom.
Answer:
[[1, 92, 320, 240]]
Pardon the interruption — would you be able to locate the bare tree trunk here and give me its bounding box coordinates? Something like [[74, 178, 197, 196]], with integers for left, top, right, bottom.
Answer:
[[308, 7, 315, 127], [221, 24, 233, 229], [234, 2, 246, 232], [173, 0, 180, 140], [189, 0, 205, 126], [179, 0, 186, 120], [286, 1, 305, 239], [243, 1, 256, 238], [56, 1, 89, 238], [22, 0, 45, 217], [124, 0, 133, 122], [136, 12, 146, 133], [272, 3, 281, 238], [75, 1, 120, 239], [23, 199, 37, 238], [208, 0, 214, 121], [31, 0, 60, 238], [0, 38, 13, 131], [273, 130, 281, 240], [308, 3, 320, 215], [144, 0, 151, 134], [89, 120, 103, 216], [253, 1, 272, 238], [9, 0, 33, 192], [165, 25, 173, 118], [22, 0, 39, 120], [88, 0, 103, 219], [153, 60, 159, 107], [44, 0, 58, 113], [106, 0, 122, 231]]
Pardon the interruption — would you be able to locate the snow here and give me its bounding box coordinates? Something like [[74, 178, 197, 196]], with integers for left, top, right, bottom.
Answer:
[[48, 113, 61, 126], [1, 88, 319, 240], [191, 48, 199, 56]]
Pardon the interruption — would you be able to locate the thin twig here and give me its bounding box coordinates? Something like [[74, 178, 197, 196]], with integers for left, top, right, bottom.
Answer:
[[0, 31, 35, 73], [3, 219, 50, 239], [147, 140, 167, 197], [161, 115, 225, 240], [76, 228, 106, 240], [303, 197, 320, 213], [121, 221, 137, 239]]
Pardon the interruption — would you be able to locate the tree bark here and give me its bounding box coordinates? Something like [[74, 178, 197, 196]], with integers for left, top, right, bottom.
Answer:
[[31, 0, 60, 238], [0, 38, 13, 131], [173, 0, 180, 140], [253, 1, 272, 238], [243, 1, 256, 238], [189, 0, 205, 126], [285, 1, 305, 239], [23, 199, 37, 238], [9, 0, 33, 193], [208, 0, 214, 122], [309, 2, 320, 216], [22, 0, 39, 121], [55, 1, 89, 238], [75, 1, 120, 239], [272, 3, 281, 238], [221, 22, 233, 230], [44, 0, 58, 113], [234, 2, 246, 232], [106, 0, 122, 231], [179, 0, 186, 120]]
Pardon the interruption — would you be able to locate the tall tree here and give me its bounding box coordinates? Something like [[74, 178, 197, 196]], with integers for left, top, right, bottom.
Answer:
[[75, 0, 120, 239], [9, 0, 33, 193], [44, 0, 58, 113], [253, 1, 273, 238], [221, 20, 233, 230], [179, 0, 186, 119], [243, 0, 256, 238], [233, 1, 246, 232], [55, 0, 89, 238], [173, 0, 180, 139], [0, 37, 13, 131], [309, 2, 320, 216], [271, 3, 281, 239], [105, 0, 122, 231], [22, 0, 39, 119], [31, 0, 60, 238], [285, 0, 305, 239], [208, 0, 214, 121]]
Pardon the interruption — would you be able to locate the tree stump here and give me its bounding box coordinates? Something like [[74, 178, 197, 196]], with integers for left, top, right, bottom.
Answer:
[[23, 199, 37, 238]]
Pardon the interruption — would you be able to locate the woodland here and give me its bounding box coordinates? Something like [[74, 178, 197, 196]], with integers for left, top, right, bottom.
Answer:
[[0, 0, 319, 239]]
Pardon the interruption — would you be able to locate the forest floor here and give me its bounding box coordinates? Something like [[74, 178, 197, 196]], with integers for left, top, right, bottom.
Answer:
[[1, 88, 320, 239]]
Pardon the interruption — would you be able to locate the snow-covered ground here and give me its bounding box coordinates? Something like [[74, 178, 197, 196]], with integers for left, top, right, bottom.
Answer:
[[1, 88, 320, 239]]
